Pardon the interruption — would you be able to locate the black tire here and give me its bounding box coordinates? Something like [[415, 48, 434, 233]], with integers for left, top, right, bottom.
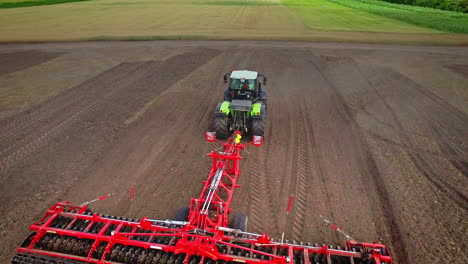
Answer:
[[224, 89, 232, 101], [174, 206, 190, 221], [230, 213, 248, 232], [213, 115, 230, 139], [260, 90, 267, 109], [251, 117, 265, 137]]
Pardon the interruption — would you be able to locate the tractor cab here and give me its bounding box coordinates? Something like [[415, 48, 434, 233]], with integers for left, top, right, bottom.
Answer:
[[224, 70, 266, 101]]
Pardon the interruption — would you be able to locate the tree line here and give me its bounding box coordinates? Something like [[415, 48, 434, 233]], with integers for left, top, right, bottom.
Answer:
[[381, 0, 467, 12]]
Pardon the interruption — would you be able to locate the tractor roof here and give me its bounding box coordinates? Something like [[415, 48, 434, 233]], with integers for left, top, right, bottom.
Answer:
[[230, 70, 258, 80]]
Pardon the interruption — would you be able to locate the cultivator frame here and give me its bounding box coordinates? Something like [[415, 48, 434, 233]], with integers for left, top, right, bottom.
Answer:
[[12, 132, 392, 264]]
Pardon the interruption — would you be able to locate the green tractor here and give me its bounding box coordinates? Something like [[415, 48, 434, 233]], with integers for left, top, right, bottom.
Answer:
[[213, 70, 267, 139]]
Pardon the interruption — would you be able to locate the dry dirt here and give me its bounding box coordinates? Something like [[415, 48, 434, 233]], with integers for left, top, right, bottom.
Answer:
[[0, 41, 466, 264], [0, 51, 61, 76]]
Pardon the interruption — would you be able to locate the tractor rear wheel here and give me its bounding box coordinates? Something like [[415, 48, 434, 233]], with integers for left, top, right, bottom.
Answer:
[[251, 117, 265, 136], [230, 213, 248, 232], [213, 116, 230, 139], [174, 206, 190, 221]]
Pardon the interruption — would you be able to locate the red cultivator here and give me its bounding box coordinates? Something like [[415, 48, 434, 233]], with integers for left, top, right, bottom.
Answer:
[[11, 132, 392, 264]]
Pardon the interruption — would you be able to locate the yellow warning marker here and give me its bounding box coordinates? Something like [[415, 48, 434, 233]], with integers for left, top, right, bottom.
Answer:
[[235, 134, 242, 144]]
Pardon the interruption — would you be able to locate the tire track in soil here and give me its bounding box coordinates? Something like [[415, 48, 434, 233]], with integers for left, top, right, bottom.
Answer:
[[232, 49, 280, 235], [309, 57, 411, 264], [248, 129, 279, 235], [0, 61, 143, 153], [0, 103, 98, 172], [354, 65, 468, 210], [289, 110, 310, 241], [432, 124, 468, 177], [0, 61, 133, 137], [294, 98, 340, 244], [0, 62, 149, 174], [408, 151, 468, 210]]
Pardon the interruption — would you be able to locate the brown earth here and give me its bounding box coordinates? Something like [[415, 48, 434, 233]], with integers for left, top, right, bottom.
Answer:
[[0, 41, 467, 264], [445, 64, 468, 78], [0, 50, 61, 76]]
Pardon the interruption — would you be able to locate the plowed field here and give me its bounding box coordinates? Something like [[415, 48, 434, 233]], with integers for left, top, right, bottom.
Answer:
[[0, 41, 467, 264]]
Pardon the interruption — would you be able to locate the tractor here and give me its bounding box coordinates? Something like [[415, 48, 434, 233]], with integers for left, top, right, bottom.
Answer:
[[213, 70, 267, 139]]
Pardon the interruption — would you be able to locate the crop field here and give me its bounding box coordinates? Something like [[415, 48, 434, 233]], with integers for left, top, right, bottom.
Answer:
[[0, 0, 40, 2], [282, 0, 439, 33], [0, 0, 467, 44], [0, 0, 306, 41], [0, 0, 90, 9], [328, 0, 468, 33]]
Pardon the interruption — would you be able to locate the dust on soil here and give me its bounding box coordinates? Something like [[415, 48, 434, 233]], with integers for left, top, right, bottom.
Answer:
[[0, 41, 466, 264]]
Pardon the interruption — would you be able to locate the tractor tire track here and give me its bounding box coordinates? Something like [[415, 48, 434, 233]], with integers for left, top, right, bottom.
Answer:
[[432, 124, 468, 177], [0, 62, 133, 138], [0, 61, 143, 151], [248, 129, 278, 235], [299, 101, 340, 244], [309, 57, 411, 264], [354, 65, 468, 210], [289, 111, 310, 241], [0, 62, 150, 174], [0, 103, 98, 172], [261, 120, 279, 235]]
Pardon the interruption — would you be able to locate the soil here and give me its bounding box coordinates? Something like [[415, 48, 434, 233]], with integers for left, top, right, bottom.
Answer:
[[0, 50, 61, 76], [445, 64, 468, 77], [0, 41, 466, 264]]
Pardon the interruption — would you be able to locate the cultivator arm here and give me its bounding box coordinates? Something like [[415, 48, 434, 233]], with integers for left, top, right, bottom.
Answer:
[[188, 134, 243, 230], [11, 132, 392, 264]]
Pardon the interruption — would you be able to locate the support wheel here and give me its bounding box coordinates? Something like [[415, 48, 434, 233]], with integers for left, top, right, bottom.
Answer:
[[213, 116, 230, 139], [230, 213, 248, 232], [174, 207, 190, 221]]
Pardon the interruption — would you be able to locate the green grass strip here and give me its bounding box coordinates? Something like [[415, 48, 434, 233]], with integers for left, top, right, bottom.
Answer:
[[328, 0, 468, 33], [0, 0, 90, 9]]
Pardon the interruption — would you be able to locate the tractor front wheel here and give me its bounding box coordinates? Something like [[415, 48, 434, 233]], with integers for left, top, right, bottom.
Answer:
[[213, 115, 230, 139], [260, 90, 267, 110]]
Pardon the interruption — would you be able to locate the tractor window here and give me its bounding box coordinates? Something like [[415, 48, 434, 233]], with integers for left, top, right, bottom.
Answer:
[[230, 78, 257, 90]]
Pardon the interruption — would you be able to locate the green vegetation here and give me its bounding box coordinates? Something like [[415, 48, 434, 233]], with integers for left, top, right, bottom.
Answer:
[[0, 0, 40, 2], [328, 0, 468, 33], [0, 0, 90, 9], [0, 0, 39, 3], [281, 0, 439, 32], [200, 1, 280, 6], [0, 0, 467, 44], [380, 0, 467, 13]]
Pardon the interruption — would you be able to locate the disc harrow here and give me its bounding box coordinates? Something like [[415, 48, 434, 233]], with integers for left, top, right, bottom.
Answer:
[[12, 132, 392, 264]]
